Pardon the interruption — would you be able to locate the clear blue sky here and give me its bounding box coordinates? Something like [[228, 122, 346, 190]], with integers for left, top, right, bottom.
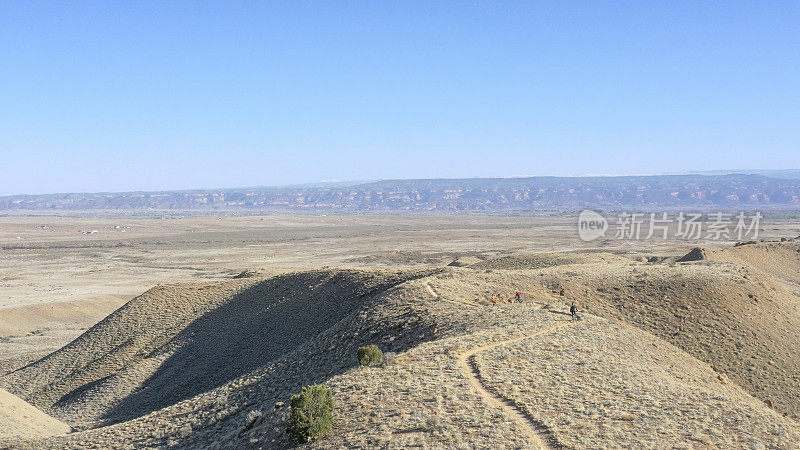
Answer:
[[1, 1, 799, 195]]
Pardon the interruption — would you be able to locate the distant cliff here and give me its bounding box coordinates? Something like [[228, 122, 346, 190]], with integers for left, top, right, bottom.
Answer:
[[2, 174, 800, 212]]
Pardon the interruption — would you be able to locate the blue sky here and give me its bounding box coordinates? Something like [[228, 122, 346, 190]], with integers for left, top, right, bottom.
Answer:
[[1, 1, 799, 195]]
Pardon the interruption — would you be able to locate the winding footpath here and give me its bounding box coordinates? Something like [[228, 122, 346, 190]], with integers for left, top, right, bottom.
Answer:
[[458, 322, 570, 449]]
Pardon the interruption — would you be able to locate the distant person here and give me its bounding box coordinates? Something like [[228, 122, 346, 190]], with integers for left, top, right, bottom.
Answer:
[[514, 291, 521, 302], [570, 302, 578, 322]]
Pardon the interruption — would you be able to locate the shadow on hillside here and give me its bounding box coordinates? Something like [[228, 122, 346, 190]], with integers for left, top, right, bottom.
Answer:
[[96, 270, 420, 424]]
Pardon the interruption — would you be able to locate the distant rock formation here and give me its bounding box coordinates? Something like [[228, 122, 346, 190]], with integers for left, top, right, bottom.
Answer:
[[3, 174, 800, 212], [677, 247, 707, 262]]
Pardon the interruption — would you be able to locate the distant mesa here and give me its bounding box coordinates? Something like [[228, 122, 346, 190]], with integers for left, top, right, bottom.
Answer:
[[3, 173, 800, 212]]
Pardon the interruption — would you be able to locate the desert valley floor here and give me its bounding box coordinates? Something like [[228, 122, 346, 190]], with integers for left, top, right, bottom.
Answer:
[[1, 213, 800, 448]]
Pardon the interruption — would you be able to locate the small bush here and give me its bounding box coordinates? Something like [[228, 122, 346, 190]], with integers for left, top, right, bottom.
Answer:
[[287, 385, 334, 444], [357, 344, 383, 367]]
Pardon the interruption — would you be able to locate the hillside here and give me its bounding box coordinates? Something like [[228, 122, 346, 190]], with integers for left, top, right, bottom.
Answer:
[[0, 389, 71, 438], [2, 269, 435, 428], [3, 174, 800, 212], [2, 244, 800, 448], [480, 244, 800, 418]]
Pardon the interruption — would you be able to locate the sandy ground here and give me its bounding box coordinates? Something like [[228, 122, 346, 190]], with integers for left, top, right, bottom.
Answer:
[[1, 213, 799, 446], [0, 389, 72, 438], [1, 213, 798, 369], [3, 213, 798, 308]]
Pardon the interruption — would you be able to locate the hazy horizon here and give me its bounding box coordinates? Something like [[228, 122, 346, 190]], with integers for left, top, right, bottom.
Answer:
[[3, 168, 800, 198], [3, 2, 799, 196]]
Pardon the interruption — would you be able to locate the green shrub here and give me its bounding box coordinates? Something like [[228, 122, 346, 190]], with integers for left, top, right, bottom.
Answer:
[[287, 384, 334, 443], [357, 344, 383, 367]]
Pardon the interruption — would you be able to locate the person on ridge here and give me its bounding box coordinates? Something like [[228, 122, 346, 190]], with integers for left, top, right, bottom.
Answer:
[[570, 302, 578, 321], [514, 291, 521, 302]]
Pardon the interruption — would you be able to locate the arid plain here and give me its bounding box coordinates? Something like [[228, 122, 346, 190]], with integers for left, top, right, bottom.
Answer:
[[1, 213, 800, 448]]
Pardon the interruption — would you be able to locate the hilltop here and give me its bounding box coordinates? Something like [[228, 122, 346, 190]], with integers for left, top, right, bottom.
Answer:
[[2, 243, 800, 448]]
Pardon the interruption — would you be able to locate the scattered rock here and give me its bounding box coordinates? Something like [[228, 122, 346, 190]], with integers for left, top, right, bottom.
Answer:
[[245, 409, 263, 427], [233, 270, 260, 279], [177, 424, 192, 438]]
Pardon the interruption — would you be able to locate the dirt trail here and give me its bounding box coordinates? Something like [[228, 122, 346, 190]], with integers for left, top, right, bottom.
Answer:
[[458, 322, 570, 449], [424, 282, 481, 307]]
